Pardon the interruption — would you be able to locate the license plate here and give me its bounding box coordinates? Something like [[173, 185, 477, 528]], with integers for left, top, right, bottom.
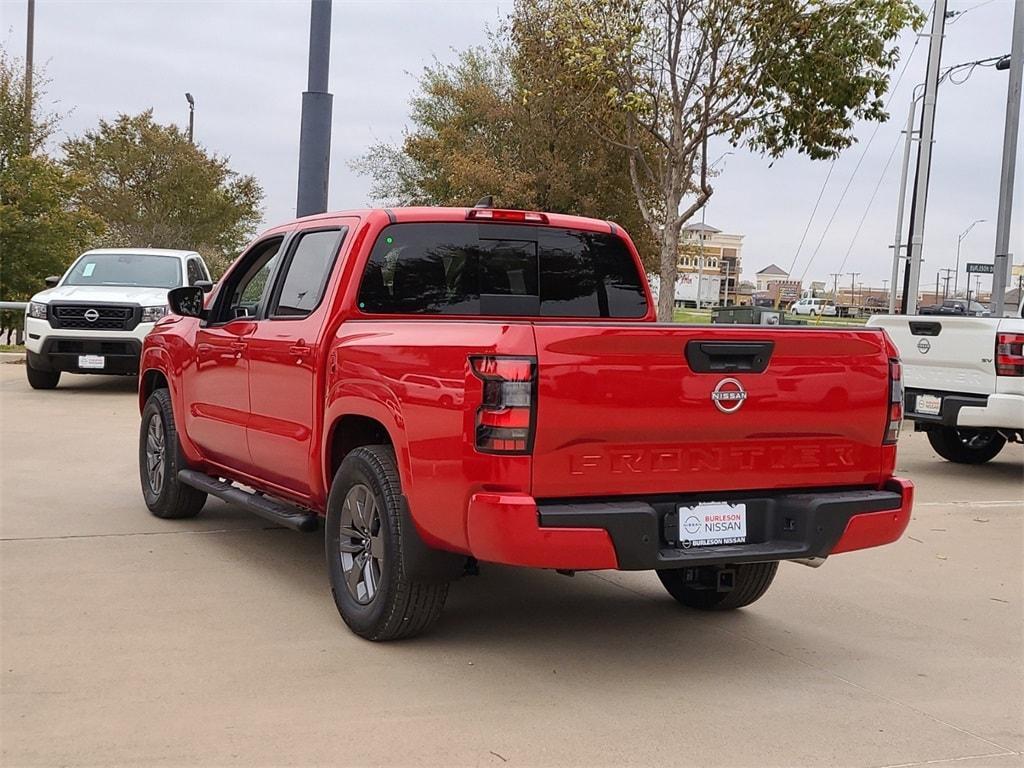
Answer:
[[78, 355, 105, 370], [677, 502, 747, 548], [916, 393, 942, 416]]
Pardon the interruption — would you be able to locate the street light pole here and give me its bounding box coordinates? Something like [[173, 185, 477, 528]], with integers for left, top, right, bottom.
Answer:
[[296, 0, 334, 218], [954, 218, 984, 295], [890, 86, 923, 314], [184, 93, 195, 144], [693, 151, 734, 310]]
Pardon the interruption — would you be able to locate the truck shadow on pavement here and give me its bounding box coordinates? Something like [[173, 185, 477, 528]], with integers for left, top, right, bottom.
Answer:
[[193, 508, 780, 671]]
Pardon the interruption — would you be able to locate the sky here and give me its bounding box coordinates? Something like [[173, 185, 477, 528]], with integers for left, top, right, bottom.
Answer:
[[2, 0, 1021, 289]]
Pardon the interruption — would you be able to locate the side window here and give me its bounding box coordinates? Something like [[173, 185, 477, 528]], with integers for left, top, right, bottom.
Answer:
[[186, 258, 204, 286], [269, 228, 346, 318], [211, 237, 284, 323]]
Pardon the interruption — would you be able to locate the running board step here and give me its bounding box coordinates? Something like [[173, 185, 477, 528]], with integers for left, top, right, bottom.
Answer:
[[177, 470, 319, 532]]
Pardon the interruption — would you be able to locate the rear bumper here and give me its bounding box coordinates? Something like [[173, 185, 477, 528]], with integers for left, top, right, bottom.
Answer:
[[465, 478, 913, 571], [905, 388, 1024, 430]]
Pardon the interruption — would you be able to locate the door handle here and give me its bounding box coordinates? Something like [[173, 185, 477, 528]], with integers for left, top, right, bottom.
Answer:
[[229, 341, 248, 352], [289, 342, 312, 356]]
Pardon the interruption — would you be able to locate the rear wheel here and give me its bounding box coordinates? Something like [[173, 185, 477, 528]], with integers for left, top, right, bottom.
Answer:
[[927, 426, 1005, 464], [326, 446, 448, 640], [139, 388, 206, 518], [657, 562, 778, 611], [25, 359, 60, 389]]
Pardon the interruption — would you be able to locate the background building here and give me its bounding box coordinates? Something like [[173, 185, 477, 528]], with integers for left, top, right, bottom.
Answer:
[[677, 223, 744, 304], [755, 263, 789, 291]]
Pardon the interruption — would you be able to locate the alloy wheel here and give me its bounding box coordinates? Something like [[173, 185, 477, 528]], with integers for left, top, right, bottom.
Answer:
[[145, 413, 166, 495], [339, 483, 384, 605]]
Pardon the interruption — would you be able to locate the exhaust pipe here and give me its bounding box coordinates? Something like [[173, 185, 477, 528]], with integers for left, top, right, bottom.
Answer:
[[790, 557, 827, 568]]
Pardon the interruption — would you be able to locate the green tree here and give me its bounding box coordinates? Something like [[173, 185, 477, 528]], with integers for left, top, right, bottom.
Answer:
[[536, 0, 925, 319], [62, 111, 263, 276], [353, 26, 660, 267], [0, 50, 100, 316]]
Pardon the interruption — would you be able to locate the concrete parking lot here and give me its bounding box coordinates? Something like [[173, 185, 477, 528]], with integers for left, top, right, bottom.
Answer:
[[1, 361, 1021, 768]]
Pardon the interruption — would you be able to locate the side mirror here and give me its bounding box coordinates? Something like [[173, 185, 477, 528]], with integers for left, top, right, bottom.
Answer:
[[194, 279, 214, 294], [168, 286, 206, 318], [45, 275, 60, 288]]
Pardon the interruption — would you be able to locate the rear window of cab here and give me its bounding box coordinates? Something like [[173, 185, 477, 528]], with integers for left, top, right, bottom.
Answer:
[[356, 222, 648, 318]]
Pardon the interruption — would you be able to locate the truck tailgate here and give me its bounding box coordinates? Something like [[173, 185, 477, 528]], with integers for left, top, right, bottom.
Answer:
[[868, 315, 998, 396], [531, 325, 891, 498]]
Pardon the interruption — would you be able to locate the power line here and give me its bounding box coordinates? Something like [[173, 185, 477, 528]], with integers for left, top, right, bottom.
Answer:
[[791, 9, 928, 282], [785, 161, 835, 277], [836, 132, 904, 275]]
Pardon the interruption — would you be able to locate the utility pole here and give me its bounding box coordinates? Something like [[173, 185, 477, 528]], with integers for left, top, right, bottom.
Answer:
[[903, 0, 949, 314], [940, 268, 954, 299], [991, 0, 1023, 317], [296, 0, 333, 218], [829, 272, 841, 302], [24, 0, 34, 136], [848, 272, 861, 310]]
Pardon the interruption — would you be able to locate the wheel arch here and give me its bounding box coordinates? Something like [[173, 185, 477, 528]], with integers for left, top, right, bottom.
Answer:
[[323, 404, 411, 497]]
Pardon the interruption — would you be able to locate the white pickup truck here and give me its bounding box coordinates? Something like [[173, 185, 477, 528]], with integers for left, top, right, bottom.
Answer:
[[869, 300, 1023, 463], [24, 248, 211, 389]]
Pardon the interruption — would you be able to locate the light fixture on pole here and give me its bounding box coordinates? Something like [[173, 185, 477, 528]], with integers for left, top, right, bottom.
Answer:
[[185, 92, 195, 144], [954, 218, 985, 295]]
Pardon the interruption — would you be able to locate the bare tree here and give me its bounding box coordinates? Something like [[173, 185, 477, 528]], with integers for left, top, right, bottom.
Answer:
[[542, 0, 922, 319]]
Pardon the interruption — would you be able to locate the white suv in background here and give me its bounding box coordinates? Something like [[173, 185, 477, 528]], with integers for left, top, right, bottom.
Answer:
[[791, 297, 837, 316], [24, 248, 211, 389]]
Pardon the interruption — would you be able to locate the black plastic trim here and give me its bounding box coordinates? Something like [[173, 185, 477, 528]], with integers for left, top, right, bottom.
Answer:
[[178, 470, 319, 532], [685, 340, 774, 373], [904, 387, 988, 426], [538, 487, 903, 570], [32, 338, 142, 374]]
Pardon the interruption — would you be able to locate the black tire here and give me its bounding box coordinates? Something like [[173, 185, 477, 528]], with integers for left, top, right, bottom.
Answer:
[[927, 426, 1006, 464], [325, 446, 448, 641], [657, 561, 779, 611], [26, 360, 60, 390], [139, 388, 206, 519]]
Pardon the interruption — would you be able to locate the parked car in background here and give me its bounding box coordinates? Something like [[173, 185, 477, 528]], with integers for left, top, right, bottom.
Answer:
[[919, 299, 991, 317], [790, 297, 837, 316], [24, 249, 211, 389], [137, 205, 913, 641], [869, 299, 1024, 463]]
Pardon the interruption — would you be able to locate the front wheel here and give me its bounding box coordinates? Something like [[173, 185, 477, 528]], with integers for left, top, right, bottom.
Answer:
[[657, 562, 778, 611], [325, 446, 448, 641], [927, 426, 1006, 464], [26, 359, 60, 389], [139, 388, 207, 518]]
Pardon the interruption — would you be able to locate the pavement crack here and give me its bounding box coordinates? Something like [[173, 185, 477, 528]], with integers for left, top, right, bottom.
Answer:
[[871, 748, 1021, 768], [1, 526, 285, 543]]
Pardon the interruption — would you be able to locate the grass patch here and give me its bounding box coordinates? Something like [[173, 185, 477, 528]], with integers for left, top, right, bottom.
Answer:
[[0, 344, 25, 353]]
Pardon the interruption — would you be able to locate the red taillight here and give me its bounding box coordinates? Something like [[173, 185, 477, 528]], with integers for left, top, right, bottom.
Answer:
[[885, 358, 903, 444], [466, 208, 549, 224], [470, 356, 536, 454], [996, 333, 1024, 377]]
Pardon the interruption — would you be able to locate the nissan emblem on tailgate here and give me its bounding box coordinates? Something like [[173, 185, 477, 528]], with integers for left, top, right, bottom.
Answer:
[[711, 378, 746, 413]]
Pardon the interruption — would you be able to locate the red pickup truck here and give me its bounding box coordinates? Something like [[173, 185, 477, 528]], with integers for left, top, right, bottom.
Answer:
[[138, 206, 913, 640]]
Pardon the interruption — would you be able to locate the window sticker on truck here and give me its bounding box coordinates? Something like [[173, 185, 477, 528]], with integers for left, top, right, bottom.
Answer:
[[678, 502, 748, 547]]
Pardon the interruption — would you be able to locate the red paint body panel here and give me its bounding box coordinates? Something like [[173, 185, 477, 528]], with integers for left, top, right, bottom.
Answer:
[[466, 493, 618, 569], [530, 324, 892, 498], [140, 206, 912, 571], [831, 478, 914, 554]]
